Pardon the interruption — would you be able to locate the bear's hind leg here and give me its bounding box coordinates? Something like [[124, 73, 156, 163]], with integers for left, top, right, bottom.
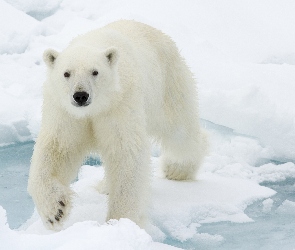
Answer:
[[160, 124, 208, 181], [158, 49, 208, 180]]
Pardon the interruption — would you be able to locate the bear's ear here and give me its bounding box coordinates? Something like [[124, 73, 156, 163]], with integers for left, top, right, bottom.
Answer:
[[43, 49, 59, 68], [104, 47, 119, 67]]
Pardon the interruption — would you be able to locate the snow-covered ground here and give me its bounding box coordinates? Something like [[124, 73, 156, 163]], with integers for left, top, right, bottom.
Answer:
[[0, 0, 295, 249]]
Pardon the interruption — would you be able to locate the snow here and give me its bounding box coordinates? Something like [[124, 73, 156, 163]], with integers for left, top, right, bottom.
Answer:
[[0, 0, 295, 249], [0, 0, 43, 54], [0, 207, 175, 250]]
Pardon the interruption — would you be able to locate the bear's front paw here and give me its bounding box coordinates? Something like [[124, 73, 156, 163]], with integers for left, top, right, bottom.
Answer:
[[35, 185, 73, 231]]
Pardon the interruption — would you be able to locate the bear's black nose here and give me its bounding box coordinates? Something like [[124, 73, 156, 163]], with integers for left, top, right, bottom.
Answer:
[[73, 92, 89, 106]]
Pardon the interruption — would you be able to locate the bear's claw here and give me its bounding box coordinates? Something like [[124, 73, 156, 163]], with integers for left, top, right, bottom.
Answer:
[[58, 209, 63, 216], [59, 201, 65, 207]]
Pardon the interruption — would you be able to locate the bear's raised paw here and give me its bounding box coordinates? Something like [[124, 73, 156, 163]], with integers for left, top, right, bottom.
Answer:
[[32, 184, 74, 231]]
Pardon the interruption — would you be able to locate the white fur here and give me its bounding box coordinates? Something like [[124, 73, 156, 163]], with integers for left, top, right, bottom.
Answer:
[[28, 20, 208, 230]]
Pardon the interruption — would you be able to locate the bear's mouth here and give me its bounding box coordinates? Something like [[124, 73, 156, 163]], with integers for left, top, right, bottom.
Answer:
[[72, 91, 91, 107], [72, 102, 90, 107]]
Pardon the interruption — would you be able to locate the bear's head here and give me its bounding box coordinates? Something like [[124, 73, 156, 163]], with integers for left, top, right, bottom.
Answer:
[[43, 45, 120, 117]]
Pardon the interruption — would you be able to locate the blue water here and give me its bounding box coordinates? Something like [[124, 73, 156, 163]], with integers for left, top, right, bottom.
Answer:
[[0, 142, 34, 229]]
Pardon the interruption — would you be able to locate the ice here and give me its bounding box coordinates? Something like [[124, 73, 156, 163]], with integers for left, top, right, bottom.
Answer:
[[0, 0, 44, 54], [277, 200, 295, 215], [3, 0, 62, 20], [5, 157, 275, 249], [1, 132, 294, 249], [198, 69, 295, 160], [0, 0, 295, 249], [254, 162, 295, 183], [262, 198, 273, 213], [22, 161, 275, 229]]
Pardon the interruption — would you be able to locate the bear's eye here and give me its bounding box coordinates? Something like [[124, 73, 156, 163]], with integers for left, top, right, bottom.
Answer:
[[64, 72, 70, 78], [92, 70, 98, 76]]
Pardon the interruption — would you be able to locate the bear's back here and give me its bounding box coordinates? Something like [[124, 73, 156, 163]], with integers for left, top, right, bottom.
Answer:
[[68, 20, 179, 61]]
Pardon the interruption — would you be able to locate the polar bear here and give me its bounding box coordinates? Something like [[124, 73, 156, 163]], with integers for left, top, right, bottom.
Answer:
[[28, 20, 208, 230]]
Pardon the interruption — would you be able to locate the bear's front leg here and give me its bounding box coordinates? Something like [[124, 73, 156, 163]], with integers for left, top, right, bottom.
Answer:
[[28, 137, 84, 230], [99, 118, 151, 228]]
